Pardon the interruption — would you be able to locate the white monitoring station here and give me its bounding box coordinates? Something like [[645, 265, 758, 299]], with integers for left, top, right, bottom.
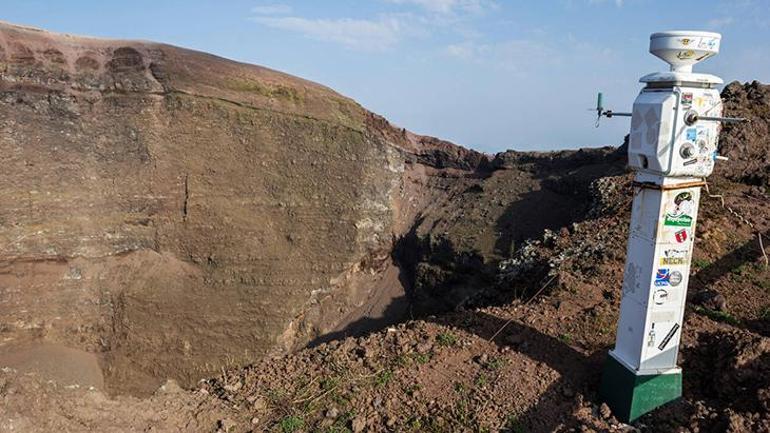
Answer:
[[596, 31, 746, 422]]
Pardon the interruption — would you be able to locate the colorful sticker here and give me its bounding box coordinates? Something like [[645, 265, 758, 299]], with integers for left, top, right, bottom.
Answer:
[[669, 271, 683, 287], [681, 93, 693, 107], [677, 50, 696, 60], [675, 229, 688, 243], [660, 249, 688, 265], [664, 192, 693, 227], [655, 268, 672, 286], [686, 128, 697, 141], [658, 323, 680, 351]]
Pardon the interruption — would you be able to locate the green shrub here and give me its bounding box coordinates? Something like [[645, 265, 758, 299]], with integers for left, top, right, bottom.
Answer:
[[436, 332, 458, 347], [279, 415, 304, 433]]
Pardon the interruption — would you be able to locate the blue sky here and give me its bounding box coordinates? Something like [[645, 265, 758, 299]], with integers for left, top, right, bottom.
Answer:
[[3, 0, 769, 152]]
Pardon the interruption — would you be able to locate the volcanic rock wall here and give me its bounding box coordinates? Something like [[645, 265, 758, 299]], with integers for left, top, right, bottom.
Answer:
[[0, 22, 485, 395]]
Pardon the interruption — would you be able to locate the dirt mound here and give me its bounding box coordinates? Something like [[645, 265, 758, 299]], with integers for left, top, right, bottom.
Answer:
[[717, 81, 770, 186]]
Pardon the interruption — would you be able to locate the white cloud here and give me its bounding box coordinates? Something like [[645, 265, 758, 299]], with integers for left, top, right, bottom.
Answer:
[[588, 0, 624, 7], [251, 4, 292, 15], [445, 35, 616, 76], [251, 15, 405, 51], [385, 0, 494, 14], [249, 0, 492, 51], [707, 16, 735, 28], [444, 39, 558, 73], [445, 42, 476, 60]]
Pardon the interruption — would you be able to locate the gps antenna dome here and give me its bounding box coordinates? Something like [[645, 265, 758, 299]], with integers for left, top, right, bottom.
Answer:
[[649, 31, 721, 73]]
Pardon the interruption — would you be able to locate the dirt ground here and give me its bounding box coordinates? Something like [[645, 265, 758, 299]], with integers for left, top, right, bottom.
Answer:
[[0, 21, 769, 433]]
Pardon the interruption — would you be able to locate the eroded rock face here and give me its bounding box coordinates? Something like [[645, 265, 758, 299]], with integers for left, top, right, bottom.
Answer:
[[0, 22, 486, 395]]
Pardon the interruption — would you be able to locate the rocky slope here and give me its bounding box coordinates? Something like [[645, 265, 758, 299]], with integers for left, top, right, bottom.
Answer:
[[0, 21, 485, 396], [1, 21, 769, 433]]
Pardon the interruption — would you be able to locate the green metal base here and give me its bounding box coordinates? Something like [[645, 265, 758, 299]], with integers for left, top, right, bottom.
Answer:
[[599, 354, 682, 423]]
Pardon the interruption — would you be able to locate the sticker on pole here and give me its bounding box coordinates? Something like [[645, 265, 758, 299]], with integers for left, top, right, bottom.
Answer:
[[674, 229, 688, 243], [660, 249, 688, 265], [655, 268, 671, 286], [654, 268, 683, 287], [664, 192, 694, 227], [658, 323, 680, 351], [669, 270, 683, 286], [653, 289, 669, 305]]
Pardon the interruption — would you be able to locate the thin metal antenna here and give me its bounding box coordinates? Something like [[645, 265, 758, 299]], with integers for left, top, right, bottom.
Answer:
[[594, 91, 632, 127]]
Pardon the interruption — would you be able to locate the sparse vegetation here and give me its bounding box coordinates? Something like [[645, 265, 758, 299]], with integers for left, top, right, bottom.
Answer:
[[266, 387, 288, 405], [483, 356, 508, 371], [413, 352, 432, 364], [693, 258, 712, 269], [504, 414, 526, 433], [436, 332, 458, 346], [408, 417, 423, 431], [320, 376, 339, 391], [475, 372, 489, 387], [375, 369, 394, 387], [393, 354, 410, 367], [225, 78, 303, 103], [694, 306, 741, 325], [278, 415, 304, 433], [404, 383, 421, 397], [732, 263, 751, 276]]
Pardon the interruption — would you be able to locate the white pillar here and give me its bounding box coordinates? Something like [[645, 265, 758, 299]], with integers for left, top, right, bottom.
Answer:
[[610, 176, 701, 375], [600, 30, 727, 422]]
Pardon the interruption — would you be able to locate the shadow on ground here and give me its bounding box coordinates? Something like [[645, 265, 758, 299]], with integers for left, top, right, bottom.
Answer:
[[690, 229, 770, 336], [431, 311, 609, 433]]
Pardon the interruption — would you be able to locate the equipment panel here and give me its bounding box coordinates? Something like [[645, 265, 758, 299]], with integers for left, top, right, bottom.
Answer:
[[628, 87, 721, 178]]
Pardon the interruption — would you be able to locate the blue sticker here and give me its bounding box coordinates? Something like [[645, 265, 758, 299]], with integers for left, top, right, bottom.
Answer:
[[655, 268, 671, 286], [686, 128, 697, 141]]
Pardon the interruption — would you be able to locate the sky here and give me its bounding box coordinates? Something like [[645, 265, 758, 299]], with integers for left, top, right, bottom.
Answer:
[[2, 0, 769, 153]]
